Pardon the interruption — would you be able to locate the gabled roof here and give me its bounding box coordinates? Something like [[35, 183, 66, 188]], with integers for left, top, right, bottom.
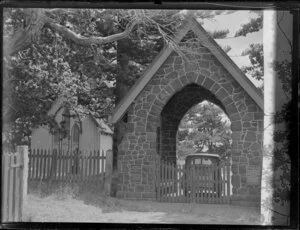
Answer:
[[47, 96, 113, 135], [90, 116, 114, 135], [111, 17, 264, 124]]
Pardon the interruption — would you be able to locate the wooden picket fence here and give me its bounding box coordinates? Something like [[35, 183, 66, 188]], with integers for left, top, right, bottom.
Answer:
[[28, 149, 106, 185], [2, 146, 28, 222], [156, 159, 231, 204]]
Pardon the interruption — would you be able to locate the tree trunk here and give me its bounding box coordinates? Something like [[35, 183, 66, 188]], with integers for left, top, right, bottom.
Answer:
[[111, 39, 132, 196]]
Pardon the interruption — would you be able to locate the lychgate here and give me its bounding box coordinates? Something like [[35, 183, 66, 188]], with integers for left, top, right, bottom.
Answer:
[[111, 17, 264, 206]]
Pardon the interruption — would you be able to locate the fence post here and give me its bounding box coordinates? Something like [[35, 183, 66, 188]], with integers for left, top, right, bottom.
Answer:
[[104, 150, 113, 196], [17, 145, 28, 221]]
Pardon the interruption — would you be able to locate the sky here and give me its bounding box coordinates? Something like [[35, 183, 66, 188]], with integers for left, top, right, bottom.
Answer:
[[201, 11, 263, 87]]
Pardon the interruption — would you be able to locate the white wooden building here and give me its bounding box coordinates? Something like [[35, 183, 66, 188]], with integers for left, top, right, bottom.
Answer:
[[31, 97, 113, 155]]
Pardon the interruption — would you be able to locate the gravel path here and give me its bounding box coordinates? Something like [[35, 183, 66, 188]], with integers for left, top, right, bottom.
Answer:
[[23, 194, 262, 224]]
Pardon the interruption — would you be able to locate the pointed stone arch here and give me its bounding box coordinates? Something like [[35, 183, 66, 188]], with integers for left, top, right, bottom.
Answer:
[[113, 17, 263, 205]]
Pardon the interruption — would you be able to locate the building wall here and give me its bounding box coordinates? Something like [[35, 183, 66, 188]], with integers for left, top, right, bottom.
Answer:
[[31, 126, 53, 150], [79, 116, 100, 154], [31, 114, 112, 159], [100, 133, 113, 155], [117, 43, 263, 204]]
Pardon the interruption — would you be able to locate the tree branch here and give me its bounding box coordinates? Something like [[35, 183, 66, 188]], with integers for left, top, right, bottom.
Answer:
[[4, 9, 47, 57], [45, 18, 138, 46], [4, 8, 139, 57]]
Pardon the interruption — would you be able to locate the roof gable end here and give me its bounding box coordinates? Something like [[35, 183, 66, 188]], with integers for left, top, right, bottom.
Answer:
[[111, 17, 263, 123]]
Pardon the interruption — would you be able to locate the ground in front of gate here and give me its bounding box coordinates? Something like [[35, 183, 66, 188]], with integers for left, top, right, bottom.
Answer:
[[23, 191, 262, 225]]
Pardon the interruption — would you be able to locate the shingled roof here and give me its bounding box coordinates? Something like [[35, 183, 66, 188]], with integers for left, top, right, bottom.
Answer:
[[111, 17, 263, 124]]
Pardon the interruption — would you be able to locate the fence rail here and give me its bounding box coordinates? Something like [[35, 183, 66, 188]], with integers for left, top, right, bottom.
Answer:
[[28, 149, 106, 185], [156, 159, 231, 204]]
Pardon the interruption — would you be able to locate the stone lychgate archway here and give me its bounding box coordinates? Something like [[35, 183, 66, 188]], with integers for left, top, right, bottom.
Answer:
[[160, 83, 227, 163], [116, 47, 264, 205], [112, 18, 264, 206]]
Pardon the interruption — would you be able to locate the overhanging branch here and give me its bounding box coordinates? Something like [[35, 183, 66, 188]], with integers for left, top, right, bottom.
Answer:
[[45, 18, 138, 46]]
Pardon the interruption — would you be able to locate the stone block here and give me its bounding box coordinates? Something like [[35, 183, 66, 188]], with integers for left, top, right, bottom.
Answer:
[[254, 112, 264, 120], [127, 123, 135, 133], [249, 157, 261, 165], [232, 156, 239, 162], [200, 69, 210, 77], [203, 77, 214, 90], [243, 122, 251, 128], [232, 163, 238, 174], [152, 86, 161, 94], [245, 131, 256, 142], [258, 121, 263, 131], [146, 123, 156, 132], [165, 85, 175, 95], [170, 79, 182, 91], [249, 187, 260, 195], [198, 60, 209, 69], [126, 192, 142, 199], [233, 92, 244, 102], [136, 110, 147, 118], [241, 176, 247, 184], [186, 72, 198, 82], [247, 105, 258, 112], [184, 61, 198, 72], [222, 83, 234, 94], [203, 53, 214, 60], [239, 165, 246, 174], [196, 74, 206, 85], [147, 94, 156, 102], [141, 192, 156, 199], [232, 175, 240, 187], [231, 131, 241, 141], [238, 103, 247, 113], [222, 97, 234, 106], [239, 187, 248, 195], [215, 88, 228, 99], [227, 103, 238, 115], [231, 121, 242, 131], [158, 90, 170, 103], [250, 143, 261, 151], [243, 142, 251, 148], [179, 75, 188, 86], [210, 83, 220, 93], [230, 113, 240, 122], [239, 157, 248, 163], [242, 113, 253, 121], [174, 56, 183, 65], [211, 66, 218, 72], [174, 64, 183, 70], [231, 150, 242, 156]]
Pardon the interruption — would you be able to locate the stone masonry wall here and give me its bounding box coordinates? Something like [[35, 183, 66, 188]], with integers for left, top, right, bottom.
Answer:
[[116, 43, 263, 204]]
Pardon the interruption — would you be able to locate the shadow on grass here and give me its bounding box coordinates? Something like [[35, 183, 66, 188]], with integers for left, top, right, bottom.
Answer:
[[28, 179, 154, 213]]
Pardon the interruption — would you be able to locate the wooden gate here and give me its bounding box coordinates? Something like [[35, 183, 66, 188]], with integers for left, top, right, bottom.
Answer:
[[155, 159, 231, 204], [2, 146, 28, 222]]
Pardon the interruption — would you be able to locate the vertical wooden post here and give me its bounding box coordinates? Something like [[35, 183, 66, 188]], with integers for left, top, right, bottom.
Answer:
[[261, 10, 277, 225], [17, 145, 28, 221], [104, 150, 113, 196], [226, 162, 230, 204]]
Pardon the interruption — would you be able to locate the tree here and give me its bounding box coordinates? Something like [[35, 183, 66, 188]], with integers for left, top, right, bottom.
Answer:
[[3, 9, 246, 151], [238, 11, 293, 222], [177, 101, 231, 160], [241, 43, 264, 81]]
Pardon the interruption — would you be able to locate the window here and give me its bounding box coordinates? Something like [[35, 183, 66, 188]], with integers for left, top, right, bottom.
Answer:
[[72, 123, 80, 143]]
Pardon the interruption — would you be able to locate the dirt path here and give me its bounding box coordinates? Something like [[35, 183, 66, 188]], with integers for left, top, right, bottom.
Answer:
[[23, 194, 261, 224]]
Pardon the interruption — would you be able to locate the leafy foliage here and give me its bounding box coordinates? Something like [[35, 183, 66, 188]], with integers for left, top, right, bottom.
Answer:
[[234, 14, 263, 37], [241, 43, 264, 80], [177, 101, 231, 160], [3, 9, 239, 151]]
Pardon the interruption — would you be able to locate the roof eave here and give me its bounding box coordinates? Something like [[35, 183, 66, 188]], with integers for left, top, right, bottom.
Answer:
[[111, 20, 193, 124]]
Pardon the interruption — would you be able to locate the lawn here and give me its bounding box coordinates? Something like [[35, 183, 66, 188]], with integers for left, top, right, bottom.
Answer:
[[23, 182, 262, 224]]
